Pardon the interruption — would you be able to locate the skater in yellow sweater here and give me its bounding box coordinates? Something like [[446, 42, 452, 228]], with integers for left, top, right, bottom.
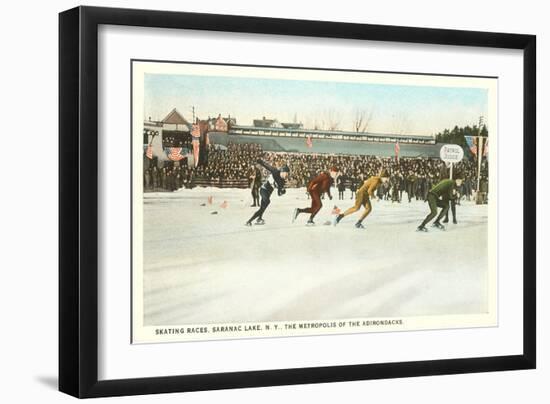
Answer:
[[334, 169, 390, 228]]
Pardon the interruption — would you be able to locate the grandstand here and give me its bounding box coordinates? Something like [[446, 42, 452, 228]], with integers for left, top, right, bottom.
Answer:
[[209, 127, 441, 158]]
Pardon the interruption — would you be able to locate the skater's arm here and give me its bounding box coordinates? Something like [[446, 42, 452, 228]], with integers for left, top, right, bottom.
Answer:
[[257, 159, 277, 174], [276, 176, 286, 195], [325, 178, 333, 199]]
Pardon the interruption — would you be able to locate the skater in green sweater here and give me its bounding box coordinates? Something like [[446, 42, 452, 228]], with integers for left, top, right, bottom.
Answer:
[[417, 175, 464, 232]]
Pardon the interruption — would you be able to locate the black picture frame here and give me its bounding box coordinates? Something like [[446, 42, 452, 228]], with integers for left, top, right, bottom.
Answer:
[[59, 6, 536, 398]]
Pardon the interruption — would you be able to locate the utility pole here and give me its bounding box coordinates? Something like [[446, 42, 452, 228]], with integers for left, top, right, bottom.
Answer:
[[476, 116, 487, 204], [190, 106, 196, 123]]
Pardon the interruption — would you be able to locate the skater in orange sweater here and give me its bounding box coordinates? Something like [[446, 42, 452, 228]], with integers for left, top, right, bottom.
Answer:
[[334, 169, 390, 228]]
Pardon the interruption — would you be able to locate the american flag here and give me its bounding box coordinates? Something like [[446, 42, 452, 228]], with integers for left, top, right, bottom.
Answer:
[[191, 123, 201, 137], [465, 136, 477, 156], [306, 135, 313, 148], [168, 147, 184, 161], [145, 144, 153, 159]]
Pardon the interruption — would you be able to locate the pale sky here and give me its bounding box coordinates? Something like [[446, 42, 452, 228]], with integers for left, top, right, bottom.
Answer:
[[144, 73, 489, 137]]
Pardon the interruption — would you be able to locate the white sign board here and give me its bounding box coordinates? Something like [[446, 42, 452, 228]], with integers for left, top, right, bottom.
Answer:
[[440, 144, 464, 163]]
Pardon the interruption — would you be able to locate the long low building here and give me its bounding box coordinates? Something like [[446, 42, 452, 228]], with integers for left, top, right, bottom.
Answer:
[[208, 132, 443, 158]]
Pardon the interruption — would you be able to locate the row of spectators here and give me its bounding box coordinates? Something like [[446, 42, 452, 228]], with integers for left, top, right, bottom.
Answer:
[[143, 142, 489, 200]]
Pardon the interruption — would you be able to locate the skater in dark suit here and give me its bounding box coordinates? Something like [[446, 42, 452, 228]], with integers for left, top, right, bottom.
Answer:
[[246, 160, 289, 226]]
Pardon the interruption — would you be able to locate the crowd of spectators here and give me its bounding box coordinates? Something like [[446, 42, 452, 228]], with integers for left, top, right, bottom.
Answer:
[[193, 143, 262, 181], [263, 151, 487, 202], [143, 142, 489, 202], [143, 165, 194, 192]]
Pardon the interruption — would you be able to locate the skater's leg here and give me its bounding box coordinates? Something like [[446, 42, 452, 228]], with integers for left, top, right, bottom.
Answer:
[[342, 194, 362, 217], [293, 190, 314, 222], [247, 189, 270, 223], [248, 207, 263, 223], [434, 200, 450, 224], [248, 205, 265, 223], [357, 199, 372, 224], [297, 190, 321, 215], [450, 199, 457, 223], [257, 194, 271, 220], [419, 193, 439, 228], [296, 191, 313, 215], [336, 193, 363, 224], [308, 191, 322, 221]]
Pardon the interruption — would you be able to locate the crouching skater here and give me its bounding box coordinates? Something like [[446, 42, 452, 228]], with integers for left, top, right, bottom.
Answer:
[[246, 159, 289, 226]]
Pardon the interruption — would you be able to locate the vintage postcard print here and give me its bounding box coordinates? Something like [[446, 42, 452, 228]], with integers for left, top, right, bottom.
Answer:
[[131, 61, 497, 343]]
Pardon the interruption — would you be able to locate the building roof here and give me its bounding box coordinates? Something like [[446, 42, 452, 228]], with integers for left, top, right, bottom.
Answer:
[[253, 118, 278, 128], [232, 125, 434, 142], [161, 108, 189, 125]]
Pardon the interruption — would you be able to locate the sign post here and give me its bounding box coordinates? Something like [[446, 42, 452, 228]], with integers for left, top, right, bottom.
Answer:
[[439, 144, 464, 179]]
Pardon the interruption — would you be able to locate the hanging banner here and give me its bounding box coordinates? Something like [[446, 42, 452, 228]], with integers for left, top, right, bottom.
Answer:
[[192, 123, 201, 167], [165, 147, 184, 161], [394, 141, 400, 161]]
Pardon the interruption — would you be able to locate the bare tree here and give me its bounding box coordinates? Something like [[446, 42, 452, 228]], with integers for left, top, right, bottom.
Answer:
[[353, 108, 374, 133], [312, 117, 321, 130], [390, 111, 412, 135], [323, 109, 341, 131]]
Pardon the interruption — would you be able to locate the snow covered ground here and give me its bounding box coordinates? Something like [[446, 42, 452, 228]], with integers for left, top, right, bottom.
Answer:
[[142, 187, 489, 326]]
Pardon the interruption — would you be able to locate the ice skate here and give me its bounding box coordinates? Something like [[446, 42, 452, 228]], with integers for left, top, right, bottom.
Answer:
[[306, 220, 315, 226], [245, 221, 252, 227], [292, 208, 299, 223], [416, 225, 428, 232], [334, 214, 344, 226], [255, 219, 265, 225], [432, 222, 445, 230], [355, 222, 365, 229]]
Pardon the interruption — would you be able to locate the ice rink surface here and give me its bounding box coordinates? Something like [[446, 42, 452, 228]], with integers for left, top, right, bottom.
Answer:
[[142, 187, 489, 326]]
